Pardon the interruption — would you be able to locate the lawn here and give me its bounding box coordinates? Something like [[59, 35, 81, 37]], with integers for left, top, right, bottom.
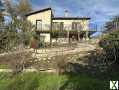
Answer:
[[0, 64, 8, 69], [0, 71, 113, 90]]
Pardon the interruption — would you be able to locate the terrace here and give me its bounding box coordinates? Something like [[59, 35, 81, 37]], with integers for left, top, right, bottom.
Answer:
[[35, 23, 97, 41]]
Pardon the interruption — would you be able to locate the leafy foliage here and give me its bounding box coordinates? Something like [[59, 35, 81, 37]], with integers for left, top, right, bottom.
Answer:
[[0, 12, 4, 22], [0, 72, 110, 90], [4, 0, 32, 17], [0, 16, 35, 53], [99, 30, 119, 64], [4, 0, 17, 16], [104, 16, 119, 33], [16, 0, 32, 17]]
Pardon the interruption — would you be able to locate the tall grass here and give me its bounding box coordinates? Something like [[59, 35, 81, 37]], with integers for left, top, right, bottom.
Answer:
[[0, 72, 113, 90], [0, 72, 66, 90]]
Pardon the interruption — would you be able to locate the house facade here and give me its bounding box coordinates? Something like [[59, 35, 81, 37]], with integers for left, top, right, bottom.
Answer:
[[26, 8, 91, 43]]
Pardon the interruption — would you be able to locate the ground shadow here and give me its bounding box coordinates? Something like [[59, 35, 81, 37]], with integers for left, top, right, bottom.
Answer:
[[59, 49, 119, 90]]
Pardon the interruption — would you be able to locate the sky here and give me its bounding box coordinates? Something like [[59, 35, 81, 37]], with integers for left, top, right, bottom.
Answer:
[[1, 0, 119, 31], [30, 0, 119, 28]]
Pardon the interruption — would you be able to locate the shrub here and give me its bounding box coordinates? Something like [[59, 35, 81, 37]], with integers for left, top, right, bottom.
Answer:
[[99, 30, 119, 64]]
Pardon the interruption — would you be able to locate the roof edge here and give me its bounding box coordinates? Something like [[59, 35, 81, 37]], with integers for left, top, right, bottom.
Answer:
[[52, 17, 91, 20], [26, 7, 52, 16]]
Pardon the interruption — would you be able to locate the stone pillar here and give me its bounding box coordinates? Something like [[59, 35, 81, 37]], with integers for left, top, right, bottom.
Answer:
[[67, 31, 70, 43], [86, 31, 89, 40], [50, 33, 52, 46], [78, 31, 80, 42], [82, 32, 85, 41]]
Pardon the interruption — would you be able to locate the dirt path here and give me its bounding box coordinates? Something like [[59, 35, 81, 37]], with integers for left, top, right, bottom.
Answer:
[[0, 42, 97, 72], [33, 42, 96, 61]]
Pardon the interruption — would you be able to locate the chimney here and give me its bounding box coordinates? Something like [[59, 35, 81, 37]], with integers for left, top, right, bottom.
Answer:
[[64, 10, 68, 17]]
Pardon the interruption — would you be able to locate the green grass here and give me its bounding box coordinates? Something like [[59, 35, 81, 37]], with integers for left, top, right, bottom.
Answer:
[[0, 64, 8, 69], [0, 72, 112, 90], [0, 63, 118, 90], [64, 74, 108, 90], [0, 63, 119, 90], [0, 72, 66, 90]]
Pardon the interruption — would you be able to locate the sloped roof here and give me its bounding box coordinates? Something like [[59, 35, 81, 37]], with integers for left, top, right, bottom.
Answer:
[[26, 7, 52, 16], [25, 7, 90, 20]]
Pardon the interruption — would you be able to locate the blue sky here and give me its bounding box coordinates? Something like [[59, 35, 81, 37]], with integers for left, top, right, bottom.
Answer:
[[30, 0, 119, 27], [1, 0, 119, 30]]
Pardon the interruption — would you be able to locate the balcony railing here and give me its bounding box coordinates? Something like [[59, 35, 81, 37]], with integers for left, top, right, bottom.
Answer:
[[36, 24, 51, 31], [36, 23, 97, 32]]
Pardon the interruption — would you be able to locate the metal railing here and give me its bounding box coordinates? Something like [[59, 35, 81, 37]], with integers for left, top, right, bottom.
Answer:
[[36, 24, 51, 31], [36, 23, 97, 32]]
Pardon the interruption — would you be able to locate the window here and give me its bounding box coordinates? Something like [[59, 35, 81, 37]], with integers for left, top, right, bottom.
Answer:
[[36, 20, 42, 31], [72, 22, 82, 31], [52, 22, 60, 30], [52, 22, 64, 31]]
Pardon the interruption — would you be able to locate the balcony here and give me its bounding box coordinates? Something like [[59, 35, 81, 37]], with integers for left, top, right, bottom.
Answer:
[[36, 23, 97, 33], [36, 24, 51, 32]]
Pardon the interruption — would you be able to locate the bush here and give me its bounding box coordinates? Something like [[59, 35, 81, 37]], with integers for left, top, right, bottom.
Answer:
[[99, 30, 119, 63]]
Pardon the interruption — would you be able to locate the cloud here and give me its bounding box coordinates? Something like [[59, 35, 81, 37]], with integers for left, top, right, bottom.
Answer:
[[31, 0, 119, 26]]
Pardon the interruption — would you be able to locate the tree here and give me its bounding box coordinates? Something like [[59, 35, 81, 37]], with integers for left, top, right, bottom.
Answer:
[[8, 16, 35, 46], [99, 29, 119, 65], [4, 0, 32, 18], [1, 0, 34, 50], [0, 16, 36, 74], [104, 16, 119, 33], [99, 15, 119, 65], [0, 0, 5, 23], [16, 0, 32, 18], [0, 12, 4, 23], [0, 0, 36, 74], [4, 0, 34, 47], [3, 0, 17, 16]]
